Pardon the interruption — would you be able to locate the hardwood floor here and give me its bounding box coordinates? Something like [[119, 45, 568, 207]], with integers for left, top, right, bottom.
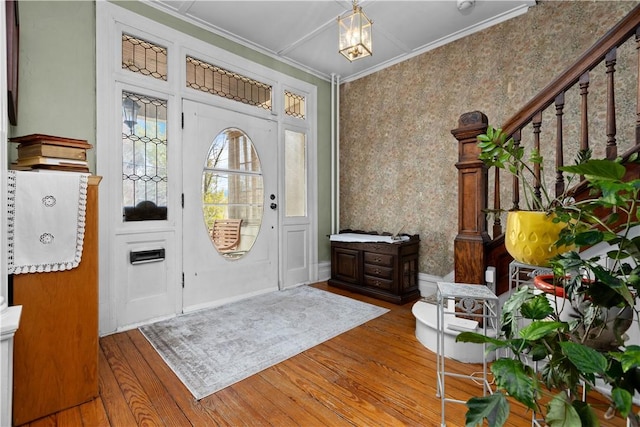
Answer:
[[17, 282, 629, 426]]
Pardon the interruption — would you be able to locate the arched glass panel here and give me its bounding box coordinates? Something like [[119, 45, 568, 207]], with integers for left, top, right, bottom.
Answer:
[[202, 128, 263, 259]]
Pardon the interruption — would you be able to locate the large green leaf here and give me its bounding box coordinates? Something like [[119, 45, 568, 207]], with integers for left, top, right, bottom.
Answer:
[[610, 345, 640, 372], [612, 387, 633, 417], [574, 230, 604, 246], [491, 359, 537, 409], [560, 341, 607, 375], [520, 294, 553, 320], [502, 284, 534, 317], [552, 251, 585, 271], [465, 392, 510, 427], [519, 321, 564, 341], [455, 331, 507, 347], [545, 391, 583, 427], [501, 286, 534, 338], [559, 159, 626, 181]]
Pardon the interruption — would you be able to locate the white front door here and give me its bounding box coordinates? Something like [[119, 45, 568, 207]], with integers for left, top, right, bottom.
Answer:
[[182, 100, 279, 311]]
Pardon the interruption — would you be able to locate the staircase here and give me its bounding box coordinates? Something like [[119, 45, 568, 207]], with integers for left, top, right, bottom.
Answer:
[[452, 4, 640, 295]]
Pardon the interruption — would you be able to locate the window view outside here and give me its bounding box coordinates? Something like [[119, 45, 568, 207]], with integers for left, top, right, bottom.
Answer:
[[202, 128, 263, 259], [122, 91, 168, 221]]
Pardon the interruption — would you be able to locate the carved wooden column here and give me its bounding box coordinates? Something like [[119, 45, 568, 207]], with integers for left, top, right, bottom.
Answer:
[[451, 111, 490, 285]]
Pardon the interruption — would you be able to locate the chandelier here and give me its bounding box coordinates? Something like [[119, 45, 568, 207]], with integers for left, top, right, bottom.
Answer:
[[337, 0, 372, 62]]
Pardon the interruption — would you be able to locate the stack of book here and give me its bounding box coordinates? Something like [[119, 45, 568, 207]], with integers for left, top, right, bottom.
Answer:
[[10, 134, 92, 172]]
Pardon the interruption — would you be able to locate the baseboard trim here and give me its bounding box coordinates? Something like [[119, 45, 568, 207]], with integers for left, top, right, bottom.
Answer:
[[317, 261, 331, 282]]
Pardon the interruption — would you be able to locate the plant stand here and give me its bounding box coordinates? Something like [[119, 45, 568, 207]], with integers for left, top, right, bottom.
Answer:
[[508, 260, 552, 296], [436, 282, 499, 427]]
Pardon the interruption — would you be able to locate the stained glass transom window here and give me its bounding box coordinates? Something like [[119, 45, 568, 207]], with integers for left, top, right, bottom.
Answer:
[[122, 33, 167, 81], [284, 90, 306, 119], [186, 56, 272, 111], [122, 91, 168, 221]]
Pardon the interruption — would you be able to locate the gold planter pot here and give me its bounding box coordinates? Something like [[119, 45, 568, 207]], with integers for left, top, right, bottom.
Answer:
[[505, 211, 572, 267]]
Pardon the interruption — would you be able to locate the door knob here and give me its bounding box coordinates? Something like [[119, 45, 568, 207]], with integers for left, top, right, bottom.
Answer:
[[270, 203, 277, 210]]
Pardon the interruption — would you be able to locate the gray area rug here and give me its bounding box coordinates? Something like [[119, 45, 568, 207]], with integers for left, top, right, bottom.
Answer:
[[139, 285, 388, 400]]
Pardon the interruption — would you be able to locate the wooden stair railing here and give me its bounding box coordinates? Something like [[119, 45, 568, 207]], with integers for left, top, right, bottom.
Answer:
[[452, 4, 640, 295]]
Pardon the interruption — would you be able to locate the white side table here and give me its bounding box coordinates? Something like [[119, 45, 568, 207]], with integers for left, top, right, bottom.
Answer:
[[508, 260, 552, 296], [436, 282, 499, 427]]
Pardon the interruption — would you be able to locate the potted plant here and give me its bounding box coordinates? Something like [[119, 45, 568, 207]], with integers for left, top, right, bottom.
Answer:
[[477, 126, 582, 266], [532, 273, 633, 351], [457, 155, 640, 426]]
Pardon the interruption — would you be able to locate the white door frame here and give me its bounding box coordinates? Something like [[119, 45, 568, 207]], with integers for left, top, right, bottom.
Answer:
[[96, 2, 318, 334]]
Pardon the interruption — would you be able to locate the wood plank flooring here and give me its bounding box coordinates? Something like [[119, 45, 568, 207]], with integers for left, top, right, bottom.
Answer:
[[17, 282, 630, 426]]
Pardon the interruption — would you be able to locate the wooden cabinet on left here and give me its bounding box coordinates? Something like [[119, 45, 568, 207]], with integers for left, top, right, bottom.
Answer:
[[11, 176, 100, 426]]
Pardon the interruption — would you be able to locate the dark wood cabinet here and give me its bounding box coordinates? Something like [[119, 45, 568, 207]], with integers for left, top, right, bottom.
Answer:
[[329, 233, 420, 304]]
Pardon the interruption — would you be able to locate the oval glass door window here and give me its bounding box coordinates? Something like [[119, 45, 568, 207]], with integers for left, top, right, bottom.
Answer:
[[202, 128, 263, 260]]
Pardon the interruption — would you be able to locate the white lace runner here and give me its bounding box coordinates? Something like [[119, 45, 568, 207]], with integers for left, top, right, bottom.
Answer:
[[7, 170, 89, 274]]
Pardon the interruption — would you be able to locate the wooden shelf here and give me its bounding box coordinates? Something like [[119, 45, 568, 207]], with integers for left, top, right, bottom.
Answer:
[[11, 179, 100, 425]]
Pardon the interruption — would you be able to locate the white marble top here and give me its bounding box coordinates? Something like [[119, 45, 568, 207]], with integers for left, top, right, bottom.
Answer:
[[437, 282, 498, 300], [329, 233, 409, 243]]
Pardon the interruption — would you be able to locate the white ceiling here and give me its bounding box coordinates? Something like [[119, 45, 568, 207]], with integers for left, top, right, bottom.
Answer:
[[146, 0, 536, 82]]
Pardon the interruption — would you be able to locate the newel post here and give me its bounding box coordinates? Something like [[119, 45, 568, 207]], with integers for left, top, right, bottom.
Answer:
[[451, 111, 490, 285]]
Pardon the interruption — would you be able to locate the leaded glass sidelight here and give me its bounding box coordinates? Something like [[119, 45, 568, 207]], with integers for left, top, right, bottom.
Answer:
[[122, 91, 168, 221], [202, 128, 263, 259]]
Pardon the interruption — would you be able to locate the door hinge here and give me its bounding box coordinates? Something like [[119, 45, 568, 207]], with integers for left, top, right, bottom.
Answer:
[[181, 193, 184, 208], [181, 112, 184, 129], [182, 272, 185, 288]]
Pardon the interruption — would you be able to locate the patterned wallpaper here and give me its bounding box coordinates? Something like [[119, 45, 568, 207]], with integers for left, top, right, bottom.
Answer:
[[339, 0, 638, 277]]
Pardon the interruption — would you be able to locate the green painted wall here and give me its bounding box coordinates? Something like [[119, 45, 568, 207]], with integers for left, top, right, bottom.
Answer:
[[9, 1, 96, 169], [10, 0, 332, 264]]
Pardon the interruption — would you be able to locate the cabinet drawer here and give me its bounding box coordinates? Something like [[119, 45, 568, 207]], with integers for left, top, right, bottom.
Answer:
[[363, 275, 393, 291], [362, 243, 396, 255], [364, 252, 393, 266], [364, 264, 393, 279]]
